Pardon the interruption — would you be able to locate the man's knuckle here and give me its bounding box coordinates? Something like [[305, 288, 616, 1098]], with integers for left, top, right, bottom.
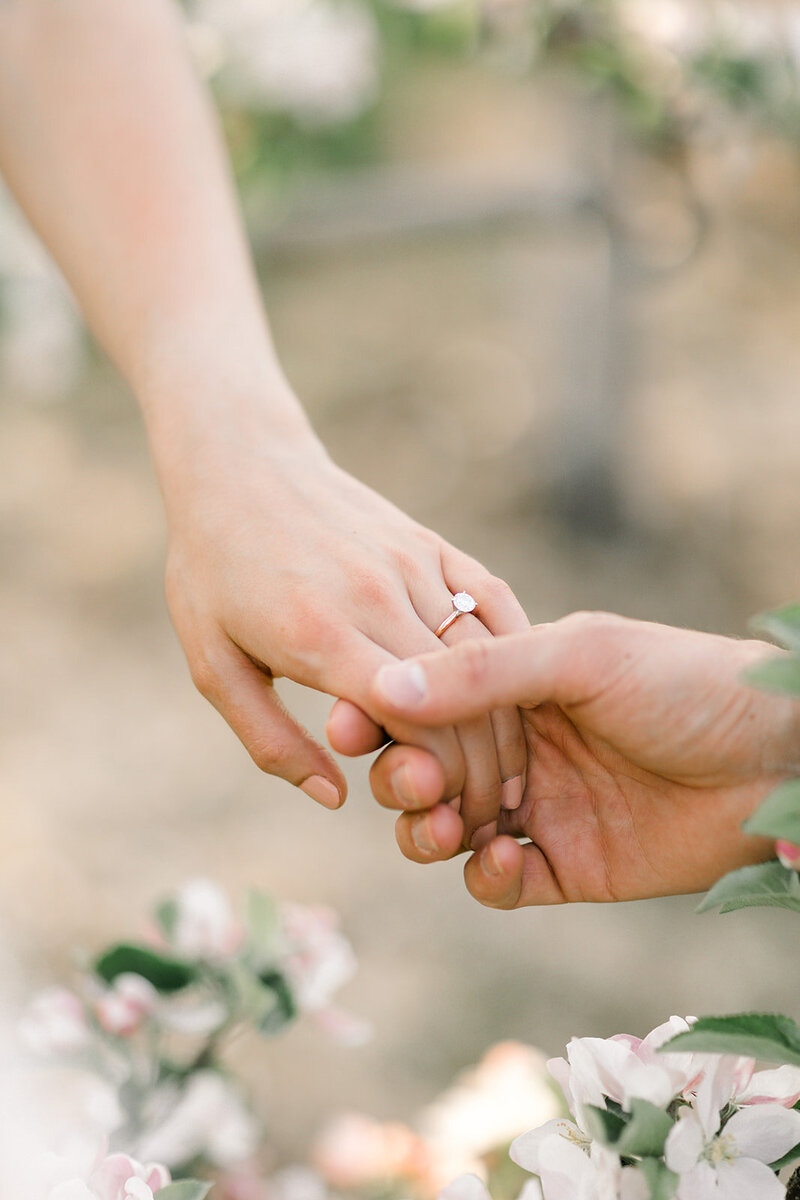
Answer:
[[457, 638, 494, 688], [561, 610, 620, 640], [247, 734, 289, 774]]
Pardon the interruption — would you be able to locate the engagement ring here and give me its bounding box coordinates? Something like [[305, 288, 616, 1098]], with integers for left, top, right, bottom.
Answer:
[[434, 591, 477, 638]]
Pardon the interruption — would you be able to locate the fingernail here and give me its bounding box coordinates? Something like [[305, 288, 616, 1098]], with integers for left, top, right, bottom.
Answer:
[[501, 775, 523, 811], [376, 662, 427, 709], [471, 821, 497, 851], [448, 794, 462, 814], [391, 764, 417, 806], [777, 840, 800, 870], [411, 816, 439, 854], [484, 841, 504, 876], [300, 775, 342, 810]]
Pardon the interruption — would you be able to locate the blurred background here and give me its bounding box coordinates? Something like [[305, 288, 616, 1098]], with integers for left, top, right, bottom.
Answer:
[[3, 0, 800, 1165]]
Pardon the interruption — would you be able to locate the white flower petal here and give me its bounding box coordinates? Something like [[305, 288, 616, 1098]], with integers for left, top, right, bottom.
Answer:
[[510, 1121, 583, 1174], [674, 1162, 717, 1200], [438, 1174, 491, 1200], [664, 1111, 704, 1174], [739, 1065, 800, 1107], [725, 1103, 800, 1163], [715, 1156, 786, 1200], [692, 1057, 741, 1138], [535, 1135, 596, 1200], [46, 1184, 97, 1200]]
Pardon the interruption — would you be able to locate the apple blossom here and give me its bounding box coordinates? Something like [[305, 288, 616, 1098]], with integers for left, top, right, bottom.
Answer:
[[134, 1070, 259, 1169], [280, 904, 357, 1015], [312, 1112, 429, 1188], [46, 1153, 170, 1200], [94, 975, 159, 1037], [191, 0, 379, 127], [20, 987, 90, 1056], [419, 1042, 560, 1166], [168, 879, 244, 962], [665, 1102, 800, 1198], [546, 1017, 700, 1126], [511, 1124, 648, 1200]]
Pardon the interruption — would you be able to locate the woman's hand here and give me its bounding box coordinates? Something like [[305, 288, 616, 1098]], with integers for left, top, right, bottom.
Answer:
[[361, 612, 800, 905], [159, 402, 529, 836]]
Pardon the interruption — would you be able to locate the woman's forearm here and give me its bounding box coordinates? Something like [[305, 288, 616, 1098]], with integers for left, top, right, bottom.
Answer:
[[0, 0, 312, 458]]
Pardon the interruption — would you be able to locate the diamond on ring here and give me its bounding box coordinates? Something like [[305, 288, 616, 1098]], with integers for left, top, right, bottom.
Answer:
[[452, 591, 477, 614], [433, 591, 478, 638]]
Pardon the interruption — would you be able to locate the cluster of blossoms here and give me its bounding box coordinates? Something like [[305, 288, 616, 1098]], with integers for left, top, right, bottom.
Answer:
[[17, 880, 365, 1198], [444, 1017, 800, 1200], [311, 1041, 560, 1196]]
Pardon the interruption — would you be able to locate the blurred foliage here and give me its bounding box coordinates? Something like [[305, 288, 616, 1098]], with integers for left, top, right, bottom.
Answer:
[[181, 1, 800, 183]]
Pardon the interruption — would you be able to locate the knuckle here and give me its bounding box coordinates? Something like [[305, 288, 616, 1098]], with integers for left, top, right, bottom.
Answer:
[[188, 654, 220, 702], [455, 637, 494, 690], [560, 609, 620, 640], [349, 568, 398, 614], [483, 574, 514, 605], [247, 733, 290, 775]]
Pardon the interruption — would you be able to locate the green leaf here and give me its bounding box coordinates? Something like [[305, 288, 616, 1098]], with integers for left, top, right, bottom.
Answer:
[[583, 1104, 626, 1144], [743, 654, 800, 697], [246, 889, 280, 961], [256, 968, 296, 1034], [616, 1099, 674, 1157], [638, 1158, 679, 1200], [94, 944, 196, 993], [697, 861, 800, 914], [661, 1013, 800, 1067], [751, 603, 800, 653], [583, 1099, 672, 1157], [155, 1183, 213, 1200], [744, 779, 800, 843]]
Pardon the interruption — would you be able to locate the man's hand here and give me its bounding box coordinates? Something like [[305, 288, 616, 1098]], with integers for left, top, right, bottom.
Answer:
[[358, 613, 800, 906]]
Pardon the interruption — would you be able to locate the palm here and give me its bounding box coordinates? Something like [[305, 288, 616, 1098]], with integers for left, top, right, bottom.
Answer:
[[498, 699, 775, 903], [486, 620, 785, 904]]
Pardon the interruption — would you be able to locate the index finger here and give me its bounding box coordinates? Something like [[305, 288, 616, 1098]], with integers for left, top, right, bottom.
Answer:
[[369, 615, 627, 725]]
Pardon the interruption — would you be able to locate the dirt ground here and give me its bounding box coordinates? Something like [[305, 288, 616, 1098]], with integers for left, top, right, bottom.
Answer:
[[3, 65, 800, 1159]]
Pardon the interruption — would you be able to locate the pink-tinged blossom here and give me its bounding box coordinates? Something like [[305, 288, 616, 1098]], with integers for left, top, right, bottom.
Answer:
[[169, 879, 244, 962], [738, 1064, 800, 1107], [20, 987, 90, 1056], [420, 1042, 560, 1173], [313, 1112, 429, 1189], [280, 904, 357, 1014], [94, 975, 159, 1037], [547, 1017, 700, 1125], [48, 1153, 170, 1200]]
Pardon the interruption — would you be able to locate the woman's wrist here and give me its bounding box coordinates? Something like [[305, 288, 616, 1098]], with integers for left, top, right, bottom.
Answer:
[[137, 344, 326, 505]]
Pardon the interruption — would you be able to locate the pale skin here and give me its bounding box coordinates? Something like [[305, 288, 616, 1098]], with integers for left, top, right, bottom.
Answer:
[[0, 0, 529, 843], [329, 613, 800, 908]]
